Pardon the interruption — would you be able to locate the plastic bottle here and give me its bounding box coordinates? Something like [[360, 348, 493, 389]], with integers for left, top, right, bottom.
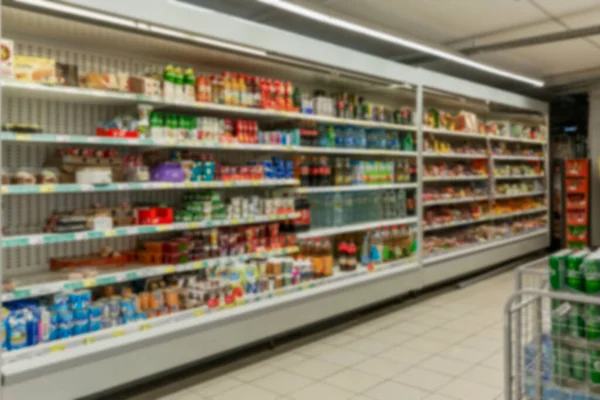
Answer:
[[347, 241, 357, 271], [322, 238, 334, 276], [381, 228, 390, 261], [360, 231, 371, 265], [327, 125, 337, 147], [332, 192, 344, 227], [173, 66, 184, 101], [370, 229, 383, 264], [338, 242, 348, 271], [163, 64, 176, 101], [183, 67, 196, 102]]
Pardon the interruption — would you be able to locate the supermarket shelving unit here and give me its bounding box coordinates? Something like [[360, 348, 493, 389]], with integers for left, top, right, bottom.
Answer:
[[0, 2, 549, 399]]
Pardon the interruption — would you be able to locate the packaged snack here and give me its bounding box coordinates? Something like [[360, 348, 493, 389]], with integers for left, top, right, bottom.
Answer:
[[37, 167, 59, 184], [12, 168, 37, 184], [55, 63, 79, 86], [14, 55, 56, 83], [1, 39, 14, 79]]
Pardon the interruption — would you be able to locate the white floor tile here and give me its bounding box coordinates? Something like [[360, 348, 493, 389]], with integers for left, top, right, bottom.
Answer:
[[418, 355, 474, 377], [480, 351, 504, 370], [351, 356, 411, 379], [439, 344, 492, 364], [461, 365, 504, 389], [322, 333, 358, 346], [212, 384, 278, 400], [402, 337, 451, 355], [422, 394, 457, 400], [379, 345, 432, 365], [190, 376, 243, 397], [365, 381, 428, 400], [294, 342, 338, 357], [285, 358, 345, 380], [457, 336, 502, 353], [368, 328, 414, 345], [343, 337, 392, 356], [232, 362, 276, 382], [421, 328, 470, 344], [388, 321, 433, 335], [324, 369, 385, 393], [436, 378, 502, 400], [291, 382, 355, 400], [253, 370, 312, 395], [268, 353, 309, 369], [393, 367, 453, 392], [316, 348, 369, 367]]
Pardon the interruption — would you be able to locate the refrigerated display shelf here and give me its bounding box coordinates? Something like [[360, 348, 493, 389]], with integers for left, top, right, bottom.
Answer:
[[1, 81, 417, 131], [422, 127, 486, 139], [423, 228, 549, 265], [422, 152, 488, 159], [494, 174, 545, 180], [423, 196, 488, 206], [0, 132, 415, 157], [2, 213, 300, 248], [2, 246, 300, 302], [493, 191, 546, 200], [296, 216, 418, 239], [488, 136, 546, 145], [492, 155, 544, 161], [423, 217, 490, 232], [2, 256, 418, 366], [1, 179, 299, 195], [423, 176, 489, 182], [491, 208, 548, 220], [297, 183, 416, 194]]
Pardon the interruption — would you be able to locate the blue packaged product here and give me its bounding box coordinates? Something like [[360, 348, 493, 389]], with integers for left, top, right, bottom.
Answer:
[[108, 297, 121, 318], [136, 313, 147, 320], [25, 309, 39, 347], [1, 307, 9, 350], [52, 293, 69, 313], [88, 304, 102, 318], [73, 308, 88, 321], [6, 311, 28, 351], [69, 290, 91, 311], [89, 319, 102, 332], [57, 310, 73, 339], [72, 319, 89, 336], [121, 314, 136, 324], [120, 298, 136, 318]]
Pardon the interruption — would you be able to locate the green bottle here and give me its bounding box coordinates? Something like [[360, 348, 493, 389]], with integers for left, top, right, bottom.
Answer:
[[549, 249, 572, 291]]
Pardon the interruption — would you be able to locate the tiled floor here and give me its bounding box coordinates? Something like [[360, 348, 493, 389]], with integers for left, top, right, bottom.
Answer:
[[124, 270, 514, 400]]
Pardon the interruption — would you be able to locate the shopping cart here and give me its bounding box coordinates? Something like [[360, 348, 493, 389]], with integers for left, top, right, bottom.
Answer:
[[504, 289, 600, 400], [515, 256, 549, 292]]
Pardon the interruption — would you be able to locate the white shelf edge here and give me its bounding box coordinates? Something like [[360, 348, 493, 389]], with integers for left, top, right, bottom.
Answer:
[[493, 191, 546, 200], [424, 216, 490, 232], [1, 179, 299, 195], [1, 81, 417, 131], [490, 208, 548, 221], [492, 155, 545, 161], [422, 127, 487, 139], [494, 174, 545, 180], [423, 176, 489, 182], [297, 183, 416, 194], [488, 136, 547, 145], [422, 152, 488, 159], [423, 196, 488, 207], [296, 217, 418, 239], [423, 229, 549, 265]]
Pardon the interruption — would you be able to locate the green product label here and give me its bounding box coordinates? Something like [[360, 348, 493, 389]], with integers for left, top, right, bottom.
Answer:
[[587, 305, 600, 340], [552, 300, 570, 335], [572, 348, 586, 381], [554, 345, 571, 379], [567, 257, 585, 292], [549, 256, 567, 290], [590, 350, 600, 384], [585, 259, 600, 294], [569, 302, 586, 338]]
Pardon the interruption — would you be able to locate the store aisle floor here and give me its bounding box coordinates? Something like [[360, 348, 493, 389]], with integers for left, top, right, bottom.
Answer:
[[124, 270, 514, 400]]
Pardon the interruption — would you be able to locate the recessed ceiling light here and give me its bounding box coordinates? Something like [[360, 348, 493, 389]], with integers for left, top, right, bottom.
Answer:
[[255, 0, 544, 87]]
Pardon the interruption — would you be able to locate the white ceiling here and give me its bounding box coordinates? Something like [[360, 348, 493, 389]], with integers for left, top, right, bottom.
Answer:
[[189, 0, 600, 95]]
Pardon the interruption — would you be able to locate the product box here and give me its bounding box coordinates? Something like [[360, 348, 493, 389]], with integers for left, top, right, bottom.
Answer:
[[56, 63, 79, 86], [1, 39, 14, 79], [129, 76, 161, 97], [80, 72, 129, 91], [14, 55, 56, 83]]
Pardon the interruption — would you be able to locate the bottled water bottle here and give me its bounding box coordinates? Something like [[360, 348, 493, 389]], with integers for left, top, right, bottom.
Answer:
[[332, 192, 344, 227]]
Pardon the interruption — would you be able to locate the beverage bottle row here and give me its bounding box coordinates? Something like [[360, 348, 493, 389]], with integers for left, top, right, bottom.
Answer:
[[309, 190, 410, 229], [360, 226, 414, 265], [297, 157, 413, 187], [316, 125, 415, 151], [298, 238, 334, 277]]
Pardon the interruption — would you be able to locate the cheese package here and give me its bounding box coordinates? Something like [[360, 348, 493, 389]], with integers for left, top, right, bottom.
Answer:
[[14, 55, 56, 83], [1, 39, 14, 79]]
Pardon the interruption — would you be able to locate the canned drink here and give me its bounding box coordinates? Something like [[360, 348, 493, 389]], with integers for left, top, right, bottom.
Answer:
[[569, 302, 586, 338], [552, 299, 570, 335], [571, 347, 586, 381], [554, 344, 571, 379], [567, 250, 590, 292], [590, 350, 600, 384], [585, 253, 600, 294], [588, 304, 600, 340], [550, 249, 572, 291]]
